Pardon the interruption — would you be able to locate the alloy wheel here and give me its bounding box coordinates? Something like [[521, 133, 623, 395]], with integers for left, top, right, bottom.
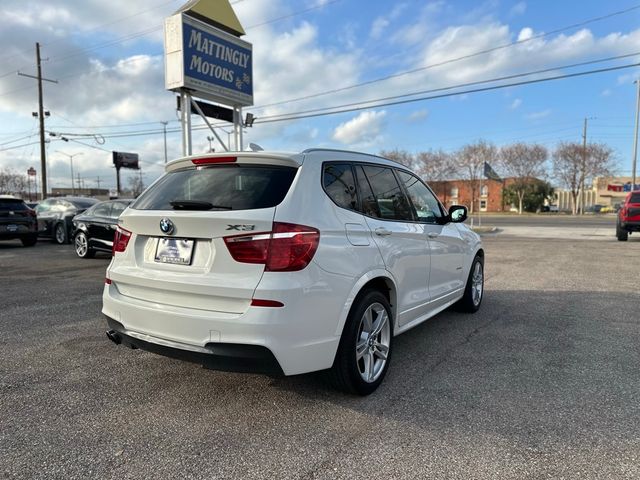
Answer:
[[356, 302, 391, 383], [472, 261, 483, 306], [75, 233, 88, 257]]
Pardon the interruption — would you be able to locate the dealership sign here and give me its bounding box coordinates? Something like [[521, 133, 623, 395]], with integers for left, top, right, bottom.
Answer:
[[164, 13, 253, 107]]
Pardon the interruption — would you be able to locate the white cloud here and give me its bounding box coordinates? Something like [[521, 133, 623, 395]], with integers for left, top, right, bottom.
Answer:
[[332, 111, 387, 146], [509, 2, 527, 17], [509, 98, 522, 109], [525, 109, 551, 120], [408, 109, 429, 122], [370, 17, 390, 40], [601, 89, 612, 97]]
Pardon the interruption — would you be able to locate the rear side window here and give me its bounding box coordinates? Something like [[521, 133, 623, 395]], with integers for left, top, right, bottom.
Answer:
[[323, 163, 358, 210], [110, 202, 129, 218], [358, 166, 413, 221], [133, 165, 298, 211], [630, 193, 640, 203], [0, 199, 28, 211]]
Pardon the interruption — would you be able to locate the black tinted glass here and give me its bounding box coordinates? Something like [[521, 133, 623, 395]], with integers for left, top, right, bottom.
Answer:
[[133, 165, 298, 211], [0, 199, 28, 211], [630, 193, 640, 203], [360, 166, 413, 221], [323, 164, 358, 210]]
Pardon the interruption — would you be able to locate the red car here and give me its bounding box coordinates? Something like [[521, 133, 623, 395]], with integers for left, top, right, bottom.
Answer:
[[616, 191, 640, 241]]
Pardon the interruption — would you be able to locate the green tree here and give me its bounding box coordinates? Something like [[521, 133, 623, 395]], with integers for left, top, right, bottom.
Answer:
[[503, 180, 554, 213]]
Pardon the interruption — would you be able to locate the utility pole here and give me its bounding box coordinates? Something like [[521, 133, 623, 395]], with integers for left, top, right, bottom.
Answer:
[[96, 176, 102, 190], [580, 118, 589, 215], [161, 121, 168, 163], [36, 43, 46, 200], [632, 80, 639, 191], [77, 173, 82, 195], [17, 43, 57, 200]]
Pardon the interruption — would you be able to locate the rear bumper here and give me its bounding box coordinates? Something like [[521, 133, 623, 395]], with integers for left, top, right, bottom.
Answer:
[[620, 219, 640, 231], [102, 263, 355, 376], [105, 317, 284, 376]]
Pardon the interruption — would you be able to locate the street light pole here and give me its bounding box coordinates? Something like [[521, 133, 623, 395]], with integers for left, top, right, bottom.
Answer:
[[57, 151, 84, 195]]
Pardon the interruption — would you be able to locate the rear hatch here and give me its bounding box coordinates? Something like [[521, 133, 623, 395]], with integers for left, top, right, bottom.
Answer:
[[108, 155, 299, 314], [0, 198, 36, 234]]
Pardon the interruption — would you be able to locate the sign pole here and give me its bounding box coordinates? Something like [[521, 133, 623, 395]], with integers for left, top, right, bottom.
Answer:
[[233, 106, 243, 152], [181, 90, 193, 156]]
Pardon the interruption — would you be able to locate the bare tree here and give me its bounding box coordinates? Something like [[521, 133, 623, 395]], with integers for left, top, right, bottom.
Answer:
[[379, 149, 415, 169], [499, 143, 548, 214], [553, 142, 614, 214], [414, 149, 457, 182], [128, 175, 144, 197], [0, 168, 27, 196], [455, 140, 498, 213]]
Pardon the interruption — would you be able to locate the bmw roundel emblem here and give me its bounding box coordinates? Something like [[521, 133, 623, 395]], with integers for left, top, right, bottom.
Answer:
[[159, 218, 175, 235]]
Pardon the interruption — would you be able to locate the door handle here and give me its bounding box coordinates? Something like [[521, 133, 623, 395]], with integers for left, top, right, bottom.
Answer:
[[374, 227, 392, 236], [427, 232, 439, 238]]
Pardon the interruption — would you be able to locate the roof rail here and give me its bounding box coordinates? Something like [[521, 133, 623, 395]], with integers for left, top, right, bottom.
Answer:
[[301, 148, 402, 164]]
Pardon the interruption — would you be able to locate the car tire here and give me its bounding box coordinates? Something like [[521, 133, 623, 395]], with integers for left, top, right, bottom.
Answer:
[[74, 231, 95, 258], [54, 222, 69, 244], [456, 255, 484, 313], [616, 220, 628, 242], [327, 290, 393, 396], [21, 234, 38, 247]]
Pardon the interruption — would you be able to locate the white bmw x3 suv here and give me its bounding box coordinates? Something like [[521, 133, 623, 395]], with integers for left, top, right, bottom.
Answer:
[[103, 148, 483, 395]]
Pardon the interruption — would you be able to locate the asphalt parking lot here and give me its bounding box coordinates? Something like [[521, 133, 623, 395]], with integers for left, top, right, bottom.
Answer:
[[1, 232, 639, 479]]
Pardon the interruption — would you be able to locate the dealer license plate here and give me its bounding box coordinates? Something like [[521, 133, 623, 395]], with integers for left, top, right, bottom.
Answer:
[[155, 238, 194, 265]]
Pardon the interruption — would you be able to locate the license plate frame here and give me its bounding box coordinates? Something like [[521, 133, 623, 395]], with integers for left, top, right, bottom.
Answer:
[[154, 238, 195, 265]]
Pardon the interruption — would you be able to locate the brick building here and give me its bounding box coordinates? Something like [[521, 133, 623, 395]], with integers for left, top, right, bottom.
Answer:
[[429, 178, 508, 213]]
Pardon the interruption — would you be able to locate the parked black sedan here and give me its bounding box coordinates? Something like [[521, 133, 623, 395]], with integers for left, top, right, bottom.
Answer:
[[36, 197, 99, 244], [0, 196, 38, 247], [72, 199, 132, 258]]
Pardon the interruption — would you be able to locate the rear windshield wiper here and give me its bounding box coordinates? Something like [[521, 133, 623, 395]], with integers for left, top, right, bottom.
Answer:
[[170, 200, 232, 210]]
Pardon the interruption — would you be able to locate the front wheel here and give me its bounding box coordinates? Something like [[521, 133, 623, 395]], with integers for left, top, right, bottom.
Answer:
[[457, 255, 484, 313], [328, 290, 393, 395], [74, 232, 95, 258]]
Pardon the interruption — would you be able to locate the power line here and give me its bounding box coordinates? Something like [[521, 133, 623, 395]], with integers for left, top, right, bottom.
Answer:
[[255, 62, 640, 124], [254, 52, 640, 119]]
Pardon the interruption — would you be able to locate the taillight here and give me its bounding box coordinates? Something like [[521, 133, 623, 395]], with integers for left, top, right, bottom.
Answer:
[[224, 222, 320, 272], [112, 226, 132, 254]]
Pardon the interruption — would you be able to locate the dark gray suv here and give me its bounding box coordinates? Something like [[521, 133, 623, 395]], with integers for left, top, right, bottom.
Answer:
[[0, 196, 38, 247]]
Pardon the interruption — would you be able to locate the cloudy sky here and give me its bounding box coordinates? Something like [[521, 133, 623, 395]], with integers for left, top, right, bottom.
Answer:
[[0, 0, 639, 191]]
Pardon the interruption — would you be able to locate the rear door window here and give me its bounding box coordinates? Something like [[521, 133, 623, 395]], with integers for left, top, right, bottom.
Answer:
[[630, 193, 640, 203], [357, 165, 414, 221], [132, 165, 298, 211], [323, 163, 358, 211]]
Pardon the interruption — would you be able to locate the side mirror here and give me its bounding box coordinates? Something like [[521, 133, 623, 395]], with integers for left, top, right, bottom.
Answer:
[[449, 205, 468, 223]]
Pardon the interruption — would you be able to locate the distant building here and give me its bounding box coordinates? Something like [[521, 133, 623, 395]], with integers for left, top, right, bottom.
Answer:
[[429, 177, 543, 213], [554, 176, 639, 211]]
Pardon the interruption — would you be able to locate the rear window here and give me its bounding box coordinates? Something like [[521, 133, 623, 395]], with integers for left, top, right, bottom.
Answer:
[[68, 199, 98, 209], [132, 165, 298, 211], [0, 199, 28, 211]]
